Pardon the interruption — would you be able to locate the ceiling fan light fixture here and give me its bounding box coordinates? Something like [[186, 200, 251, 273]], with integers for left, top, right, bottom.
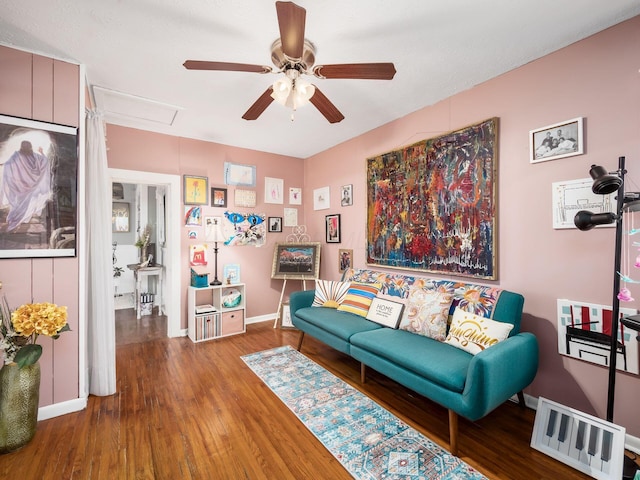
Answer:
[[271, 76, 293, 104], [271, 71, 315, 111]]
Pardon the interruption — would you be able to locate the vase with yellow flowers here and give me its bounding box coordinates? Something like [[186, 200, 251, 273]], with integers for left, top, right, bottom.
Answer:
[[0, 299, 69, 453]]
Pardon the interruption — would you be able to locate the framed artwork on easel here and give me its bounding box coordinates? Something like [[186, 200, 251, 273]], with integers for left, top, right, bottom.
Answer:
[[271, 243, 321, 280]]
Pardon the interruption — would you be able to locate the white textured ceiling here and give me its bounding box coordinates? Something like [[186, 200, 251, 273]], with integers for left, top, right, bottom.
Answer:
[[2, 1, 640, 158]]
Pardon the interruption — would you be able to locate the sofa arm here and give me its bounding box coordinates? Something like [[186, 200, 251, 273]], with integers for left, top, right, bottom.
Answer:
[[289, 290, 315, 318], [461, 332, 539, 420]]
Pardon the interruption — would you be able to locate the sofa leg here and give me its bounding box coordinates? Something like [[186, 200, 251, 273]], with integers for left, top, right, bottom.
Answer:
[[517, 390, 525, 408], [360, 363, 366, 383], [448, 410, 459, 456], [296, 331, 305, 351]]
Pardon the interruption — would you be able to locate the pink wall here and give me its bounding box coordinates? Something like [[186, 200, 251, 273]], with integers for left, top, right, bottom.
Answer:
[[105, 125, 305, 323], [0, 46, 80, 407], [305, 16, 640, 435]]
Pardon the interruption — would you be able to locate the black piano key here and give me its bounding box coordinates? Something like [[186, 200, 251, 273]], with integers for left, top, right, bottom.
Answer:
[[601, 430, 613, 462], [588, 425, 600, 456], [576, 421, 586, 451], [546, 409, 558, 437], [558, 414, 570, 442]]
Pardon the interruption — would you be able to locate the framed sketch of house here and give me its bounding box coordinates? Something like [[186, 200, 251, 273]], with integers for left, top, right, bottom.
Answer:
[[552, 178, 616, 229]]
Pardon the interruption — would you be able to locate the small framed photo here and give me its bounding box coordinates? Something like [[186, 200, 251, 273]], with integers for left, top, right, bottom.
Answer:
[[265, 177, 284, 204], [289, 187, 302, 205], [235, 189, 256, 207], [339, 248, 353, 273], [530, 117, 584, 163], [366, 297, 405, 329], [185, 206, 202, 226], [313, 186, 330, 210], [268, 216, 283, 232], [112, 202, 130, 233], [223, 263, 241, 284], [184, 175, 209, 205], [224, 162, 256, 187], [280, 302, 294, 328], [283, 208, 298, 227], [211, 187, 227, 207], [341, 184, 353, 206], [325, 214, 341, 243]]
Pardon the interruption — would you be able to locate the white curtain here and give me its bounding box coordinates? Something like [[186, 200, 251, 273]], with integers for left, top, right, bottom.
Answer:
[[86, 109, 116, 396], [155, 185, 166, 266]]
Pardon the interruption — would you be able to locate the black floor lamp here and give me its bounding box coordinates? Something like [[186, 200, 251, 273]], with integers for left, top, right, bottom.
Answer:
[[574, 157, 640, 478]]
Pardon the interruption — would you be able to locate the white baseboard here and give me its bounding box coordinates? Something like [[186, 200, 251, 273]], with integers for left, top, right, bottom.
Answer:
[[512, 392, 640, 455], [246, 314, 277, 325], [38, 397, 87, 421]]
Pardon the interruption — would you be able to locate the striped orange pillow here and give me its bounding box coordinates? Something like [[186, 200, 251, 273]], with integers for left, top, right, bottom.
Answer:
[[336, 283, 382, 317]]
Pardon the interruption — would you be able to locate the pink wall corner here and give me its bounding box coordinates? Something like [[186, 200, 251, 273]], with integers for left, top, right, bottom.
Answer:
[[304, 16, 640, 435]]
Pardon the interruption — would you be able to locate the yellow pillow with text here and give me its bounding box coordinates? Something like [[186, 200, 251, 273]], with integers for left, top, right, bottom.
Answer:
[[444, 307, 513, 355]]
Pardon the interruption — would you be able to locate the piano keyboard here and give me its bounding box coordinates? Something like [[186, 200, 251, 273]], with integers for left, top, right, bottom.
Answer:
[[531, 397, 625, 480]]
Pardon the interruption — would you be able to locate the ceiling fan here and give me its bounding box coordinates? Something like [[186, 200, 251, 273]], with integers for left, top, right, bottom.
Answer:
[[183, 1, 396, 123]]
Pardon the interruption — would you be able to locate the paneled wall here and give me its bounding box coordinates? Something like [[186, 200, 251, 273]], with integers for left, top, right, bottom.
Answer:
[[0, 45, 81, 407]]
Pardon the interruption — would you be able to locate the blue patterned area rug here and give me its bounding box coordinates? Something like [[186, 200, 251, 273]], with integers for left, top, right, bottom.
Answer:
[[241, 345, 488, 480]]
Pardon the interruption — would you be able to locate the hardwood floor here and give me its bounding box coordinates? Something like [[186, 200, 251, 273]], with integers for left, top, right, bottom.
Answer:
[[0, 316, 625, 479], [115, 307, 167, 346]]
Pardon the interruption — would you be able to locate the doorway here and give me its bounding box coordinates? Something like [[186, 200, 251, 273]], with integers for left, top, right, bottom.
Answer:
[[109, 169, 182, 340]]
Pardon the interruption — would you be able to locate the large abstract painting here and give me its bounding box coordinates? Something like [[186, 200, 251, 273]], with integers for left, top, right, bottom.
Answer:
[[0, 115, 78, 258], [366, 118, 498, 279]]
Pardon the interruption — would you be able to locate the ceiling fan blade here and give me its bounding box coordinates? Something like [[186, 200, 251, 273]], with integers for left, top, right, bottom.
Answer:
[[276, 1, 306, 59], [313, 63, 396, 80], [183, 60, 271, 74], [309, 87, 345, 124], [242, 87, 275, 121]]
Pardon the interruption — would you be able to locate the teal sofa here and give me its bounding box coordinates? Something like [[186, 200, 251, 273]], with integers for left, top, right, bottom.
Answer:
[[289, 268, 539, 456]]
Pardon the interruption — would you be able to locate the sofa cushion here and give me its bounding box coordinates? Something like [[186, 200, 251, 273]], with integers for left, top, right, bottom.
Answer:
[[350, 328, 472, 393], [312, 279, 351, 308], [337, 282, 382, 317], [445, 307, 514, 355], [398, 287, 453, 341], [295, 306, 383, 340]]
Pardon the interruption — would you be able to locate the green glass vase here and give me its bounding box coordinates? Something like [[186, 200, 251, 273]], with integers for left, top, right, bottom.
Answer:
[[0, 362, 40, 454]]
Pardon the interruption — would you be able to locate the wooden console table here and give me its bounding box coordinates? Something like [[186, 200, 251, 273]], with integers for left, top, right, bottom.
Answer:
[[128, 264, 164, 319]]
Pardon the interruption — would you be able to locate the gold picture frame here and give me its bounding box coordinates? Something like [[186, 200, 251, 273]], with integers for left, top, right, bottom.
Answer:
[[271, 242, 321, 280]]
